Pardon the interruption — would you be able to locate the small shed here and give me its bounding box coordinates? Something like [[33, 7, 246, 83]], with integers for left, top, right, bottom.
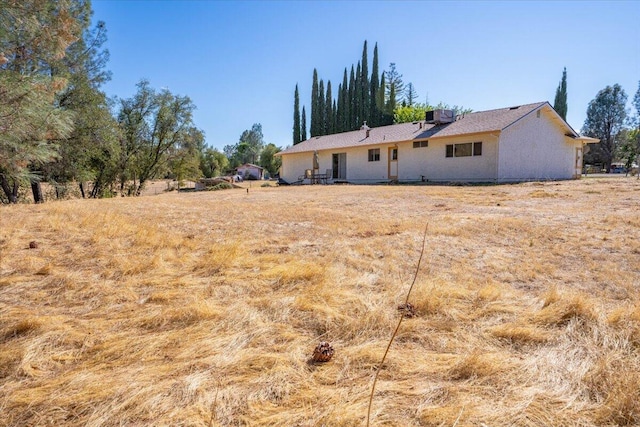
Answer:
[[237, 163, 265, 180]]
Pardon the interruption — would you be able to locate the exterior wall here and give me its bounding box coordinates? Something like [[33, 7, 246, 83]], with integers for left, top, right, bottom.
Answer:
[[280, 113, 579, 183], [280, 135, 500, 183], [398, 134, 499, 182], [498, 111, 579, 181], [237, 165, 263, 180], [280, 147, 392, 183]]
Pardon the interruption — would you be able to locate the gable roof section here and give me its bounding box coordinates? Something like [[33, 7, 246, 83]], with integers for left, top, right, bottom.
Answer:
[[278, 102, 575, 156]]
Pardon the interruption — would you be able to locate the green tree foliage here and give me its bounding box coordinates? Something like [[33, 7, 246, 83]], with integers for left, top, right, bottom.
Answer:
[[317, 79, 325, 135], [582, 84, 628, 171], [615, 128, 639, 174], [47, 15, 120, 199], [310, 69, 319, 137], [340, 68, 349, 132], [394, 102, 473, 124], [168, 127, 204, 186], [370, 43, 380, 127], [394, 104, 430, 123], [325, 80, 333, 135], [0, 0, 83, 203], [298, 41, 388, 136], [379, 72, 393, 126], [293, 84, 301, 145], [348, 65, 356, 129], [301, 106, 307, 141], [405, 82, 418, 107], [224, 123, 266, 169], [385, 62, 405, 108], [200, 147, 229, 178], [116, 80, 200, 195], [553, 67, 568, 120], [258, 143, 282, 177], [360, 41, 370, 128]]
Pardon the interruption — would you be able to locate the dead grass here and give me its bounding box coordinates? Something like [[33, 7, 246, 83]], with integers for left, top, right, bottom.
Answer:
[[1, 177, 640, 426]]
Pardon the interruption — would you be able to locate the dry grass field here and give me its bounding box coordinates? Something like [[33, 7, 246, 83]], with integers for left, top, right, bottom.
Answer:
[[1, 178, 640, 426]]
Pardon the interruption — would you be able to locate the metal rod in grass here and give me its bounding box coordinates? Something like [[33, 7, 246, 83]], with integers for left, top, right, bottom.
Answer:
[[366, 223, 429, 427]]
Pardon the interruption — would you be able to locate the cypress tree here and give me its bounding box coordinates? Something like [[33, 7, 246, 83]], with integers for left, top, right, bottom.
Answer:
[[387, 82, 396, 120], [293, 84, 301, 145], [553, 67, 568, 121], [301, 106, 307, 141], [361, 41, 370, 127], [379, 72, 392, 125], [310, 69, 319, 137], [336, 83, 343, 133], [355, 61, 362, 127], [342, 68, 349, 132], [318, 79, 325, 136], [325, 80, 333, 135], [370, 43, 379, 127], [348, 65, 356, 130], [332, 99, 337, 135]]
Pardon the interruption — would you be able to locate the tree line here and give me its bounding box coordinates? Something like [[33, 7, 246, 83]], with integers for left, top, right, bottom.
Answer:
[[0, 0, 281, 204], [292, 41, 471, 144], [554, 68, 640, 173]]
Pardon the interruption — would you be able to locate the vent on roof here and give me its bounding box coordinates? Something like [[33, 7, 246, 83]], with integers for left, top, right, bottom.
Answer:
[[425, 109, 455, 124], [509, 106, 520, 110]]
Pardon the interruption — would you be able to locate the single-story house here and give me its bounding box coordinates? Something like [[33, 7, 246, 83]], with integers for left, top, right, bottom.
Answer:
[[276, 102, 599, 183], [236, 163, 265, 180]]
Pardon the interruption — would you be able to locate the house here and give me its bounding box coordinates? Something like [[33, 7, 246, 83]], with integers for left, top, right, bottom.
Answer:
[[236, 163, 265, 180], [276, 102, 599, 184]]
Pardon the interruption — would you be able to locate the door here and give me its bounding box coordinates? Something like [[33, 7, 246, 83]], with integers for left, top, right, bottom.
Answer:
[[388, 147, 398, 180], [575, 147, 583, 178], [332, 153, 347, 179]]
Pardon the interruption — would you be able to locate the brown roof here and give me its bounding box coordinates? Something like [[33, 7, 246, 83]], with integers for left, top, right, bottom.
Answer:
[[279, 102, 574, 156]]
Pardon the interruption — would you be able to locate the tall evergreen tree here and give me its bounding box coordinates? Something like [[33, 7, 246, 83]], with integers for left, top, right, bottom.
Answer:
[[355, 61, 362, 127], [325, 80, 333, 135], [385, 63, 405, 107], [348, 65, 356, 130], [332, 99, 338, 135], [310, 68, 319, 137], [0, 0, 84, 203], [405, 83, 419, 107], [318, 79, 325, 136], [336, 83, 344, 133], [370, 43, 380, 127], [360, 41, 370, 127], [293, 84, 301, 144], [341, 68, 349, 132], [553, 67, 568, 121], [301, 106, 307, 141], [379, 72, 393, 125]]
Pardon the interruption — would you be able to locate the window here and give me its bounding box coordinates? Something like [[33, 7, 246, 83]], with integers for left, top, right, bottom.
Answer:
[[446, 142, 482, 158], [473, 142, 482, 156], [455, 143, 472, 157], [413, 140, 429, 148], [391, 148, 398, 160], [368, 148, 380, 162], [446, 144, 454, 157]]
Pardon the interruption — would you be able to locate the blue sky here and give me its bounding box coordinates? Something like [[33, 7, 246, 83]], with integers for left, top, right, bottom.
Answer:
[[91, 0, 640, 151]]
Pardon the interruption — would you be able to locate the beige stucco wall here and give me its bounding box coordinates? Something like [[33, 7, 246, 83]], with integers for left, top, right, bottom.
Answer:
[[280, 146, 393, 183], [497, 110, 579, 181], [280, 134, 500, 183], [397, 134, 499, 182], [280, 111, 579, 183]]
